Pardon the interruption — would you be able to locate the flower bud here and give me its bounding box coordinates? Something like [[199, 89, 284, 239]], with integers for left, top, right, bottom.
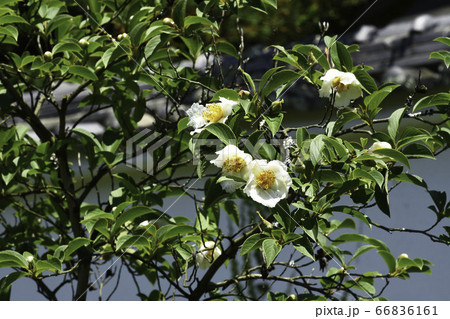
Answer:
[[43, 51, 53, 61], [367, 141, 392, 153], [271, 99, 284, 113], [162, 17, 175, 27], [398, 253, 409, 259], [117, 33, 128, 41], [26, 256, 34, 263], [287, 294, 297, 301], [238, 90, 251, 99], [79, 38, 89, 47]]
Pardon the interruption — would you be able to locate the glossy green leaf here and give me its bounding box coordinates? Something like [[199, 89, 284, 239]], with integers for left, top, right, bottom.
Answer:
[[373, 148, 411, 170], [240, 234, 264, 255], [387, 107, 406, 141], [221, 201, 240, 226], [353, 69, 377, 93], [378, 250, 396, 273], [364, 84, 399, 111], [0, 251, 28, 269], [293, 235, 315, 260], [262, 113, 283, 136], [65, 238, 91, 258], [402, 143, 435, 159], [173, 0, 187, 28], [68, 65, 98, 81], [177, 117, 189, 133], [336, 41, 353, 71], [296, 127, 310, 148], [211, 88, 239, 101], [309, 135, 325, 166], [205, 123, 237, 145], [350, 245, 376, 263], [112, 206, 159, 234], [215, 41, 239, 59], [36, 257, 62, 274], [412, 93, 450, 112], [52, 42, 82, 55], [116, 235, 150, 251], [260, 70, 300, 99], [0, 271, 26, 300], [262, 238, 281, 266]]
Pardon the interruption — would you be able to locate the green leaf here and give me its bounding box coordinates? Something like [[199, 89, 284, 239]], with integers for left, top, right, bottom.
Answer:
[[316, 169, 344, 184], [184, 16, 216, 29], [65, 238, 91, 258], [402, 143, 435, 159], [430, 51, 450, 68], [215, 41, 238, 59], [350, 245, 376, 263], [0, 24, 17, 41], [177, 117, 189, 133], [387, 107, 406, 141], [240, 234, 263, 255], [335, 41, 353, 71], [173, 0, 187, 28], [0, 271, 27, 301], [0, 251, 28, 269], [116, 235, 150, 251], [296, 127, 310, 148], [262, 113, 283, 136], [144, 34, 162, 58], [260, 70, 300, 99], [391, 173, 427, 188], [378, 250, 396, 273], [374, 185, 390, 217], [262, 0, 277, 9], [52, 42, 82, 55], [353, 69, 377, 93], [412, 93, 450, 112], [0, 15, 28, 25], [162, 225, 195, 241], [239, 68, 256, 93], [309, 135, 325, 166], [364, 84, 399, 112], [293, 235, 315, 260], [434, 37, 450, 47], [211, 88, 239, 101], [262, 238, 281, 266], [0, 0, 22, 6], [112, 206, 159, 234], [373, 148, 411, 170], [36, 257, 62, 274], [221, 201, 240, 226], [68, 65, 98, 81], [205, 123, 237, 145]]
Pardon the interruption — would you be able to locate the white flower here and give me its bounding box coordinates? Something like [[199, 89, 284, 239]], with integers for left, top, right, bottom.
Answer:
[[186, 97, 237, 134], [211, 145, 252, 193], [398, 253, 409, 259], [259, 119, 266, 129], [244, 159, 292, 208], [283, 136, 295, 149], [319, 69, 362, 107], [368, 141, 392, 152], [138, 220, 151, 228], [26, 256, 34, 263], [196, 241, 221, 269]]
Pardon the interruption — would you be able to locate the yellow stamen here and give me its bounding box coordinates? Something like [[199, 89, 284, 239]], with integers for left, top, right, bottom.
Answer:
[[256, 170, 276, 190], [202, 103, 224, 123], [332, 76, 348, 93], [223, 156, 246, 173]]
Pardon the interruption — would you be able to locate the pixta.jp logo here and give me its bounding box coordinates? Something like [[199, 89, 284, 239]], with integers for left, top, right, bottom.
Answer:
[[126, 129, 172, 175]]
